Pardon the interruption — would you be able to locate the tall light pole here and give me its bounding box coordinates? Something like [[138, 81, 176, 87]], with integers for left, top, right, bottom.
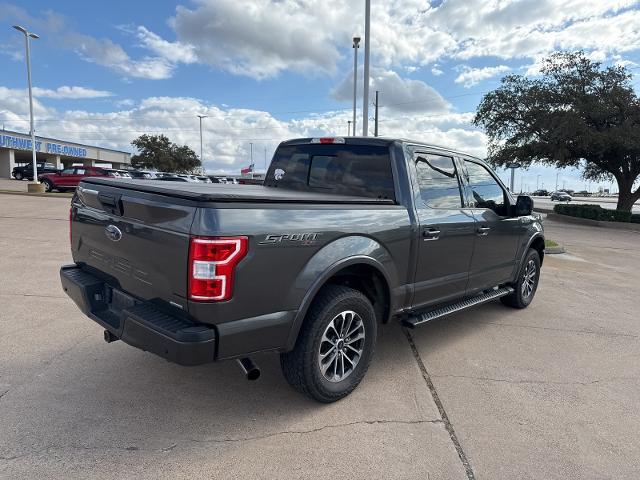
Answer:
[[352, 36, 360, 137], [197, 114, 207, 174], [13, 25, 39, 185], [536, 174, 541, 191], [347, 120, 352, 136], [373, 90, 379, 137], [249, 142, 253, 167], [362, 0, 371, 137]]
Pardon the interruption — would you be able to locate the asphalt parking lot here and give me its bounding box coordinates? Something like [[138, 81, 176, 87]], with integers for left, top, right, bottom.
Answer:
[[1, 193, 639, 479]]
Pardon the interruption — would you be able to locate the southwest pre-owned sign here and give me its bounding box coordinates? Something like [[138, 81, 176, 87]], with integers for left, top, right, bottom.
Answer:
[[0, 134, 87, 157]]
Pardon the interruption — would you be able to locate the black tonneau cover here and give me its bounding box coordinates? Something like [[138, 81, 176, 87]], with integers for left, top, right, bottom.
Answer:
[[80, 178, 396, 205]]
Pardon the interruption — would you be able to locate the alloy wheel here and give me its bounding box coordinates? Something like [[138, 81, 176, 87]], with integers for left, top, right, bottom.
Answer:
[[521, 259, 537, 298], [318, 310, 365, 383]]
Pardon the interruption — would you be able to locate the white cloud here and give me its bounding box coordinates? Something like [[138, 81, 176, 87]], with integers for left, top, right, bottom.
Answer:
[[332, 68, 450, 113], [115, 99, 136, 108], [0, 87, 53, 119], [32, 86, 113, 99], [135, 26, 198, 65], [170, 0, 351, 79], [67, 32, 174, 80], [455, 65, 510, 87], [431, 66, 444, 76]]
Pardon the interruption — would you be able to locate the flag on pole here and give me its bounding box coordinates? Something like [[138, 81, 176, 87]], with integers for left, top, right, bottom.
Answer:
[[241, 163, 254, 175]]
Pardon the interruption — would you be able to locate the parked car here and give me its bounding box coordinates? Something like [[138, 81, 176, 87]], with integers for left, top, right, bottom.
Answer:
[[129, 170, 157, 180], [103, 169, 132, 179], [550, 191, 572, 202], [62, 137, 544, 402], [158, 175, 189, 182], [39, 166, 111, 192], [532, 189, 549, 196], [12, 162, 58, 180], [197, 176, 213, 183]]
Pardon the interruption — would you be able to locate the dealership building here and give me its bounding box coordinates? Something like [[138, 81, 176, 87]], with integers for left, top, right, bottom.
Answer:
[[0, 129, 131, 178]]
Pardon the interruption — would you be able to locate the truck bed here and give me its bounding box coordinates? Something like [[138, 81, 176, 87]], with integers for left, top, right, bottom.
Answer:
[[81, 178, 396, 204]]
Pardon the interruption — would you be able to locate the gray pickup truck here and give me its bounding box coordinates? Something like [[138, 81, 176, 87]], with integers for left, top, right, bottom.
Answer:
[[61, 137, 544, 402]]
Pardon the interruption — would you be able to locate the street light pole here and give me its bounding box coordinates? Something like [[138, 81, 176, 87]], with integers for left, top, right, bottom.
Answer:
[[536, 174, 541, 191], [510, 167, 515, 192], [197, 114, 207, 174], [347, 120, 352, 136], [362, 0, 371, 136], [13, 25, 39, 185], [352, 37, 360, 137], [374, 90, 379, 137], [250, 142, 253, 167]]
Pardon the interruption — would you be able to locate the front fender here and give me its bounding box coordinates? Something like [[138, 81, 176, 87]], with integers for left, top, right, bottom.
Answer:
[[283, 235, 399, 350]]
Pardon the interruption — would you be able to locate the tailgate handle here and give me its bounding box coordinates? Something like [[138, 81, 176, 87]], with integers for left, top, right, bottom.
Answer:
[[98, 193, 123, 216]]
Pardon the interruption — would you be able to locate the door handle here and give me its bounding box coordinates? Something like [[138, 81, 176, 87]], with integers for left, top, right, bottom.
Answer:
[[476, 226, 491, 236], [422, 227, 441, 241]]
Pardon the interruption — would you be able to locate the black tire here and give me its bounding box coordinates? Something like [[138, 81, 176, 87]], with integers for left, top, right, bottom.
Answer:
[[42, 179, 54, 192], [501, 248, 541, 309], [280, 285, 377, 403], [14, 171, 23, 180]]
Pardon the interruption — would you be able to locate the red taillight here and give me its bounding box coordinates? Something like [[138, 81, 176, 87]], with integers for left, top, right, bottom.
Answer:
[[188, 236, 248, 302]]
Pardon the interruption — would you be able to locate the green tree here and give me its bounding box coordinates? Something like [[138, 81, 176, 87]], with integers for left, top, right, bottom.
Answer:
[[474, 52, 640, 212], [130, 134, 201, 173]]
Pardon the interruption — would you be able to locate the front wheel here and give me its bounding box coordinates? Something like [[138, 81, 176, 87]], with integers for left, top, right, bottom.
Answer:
[[280, 285, 377, 403], [501, 248, 541, 309], [14, 172, 23, 180]]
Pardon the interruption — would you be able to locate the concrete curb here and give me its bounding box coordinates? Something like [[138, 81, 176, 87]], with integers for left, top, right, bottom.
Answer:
[[533, 207, 554, 214], [0, 189, 73, 199], [545, 245, 566, 254], [546, 213, 640, 232]]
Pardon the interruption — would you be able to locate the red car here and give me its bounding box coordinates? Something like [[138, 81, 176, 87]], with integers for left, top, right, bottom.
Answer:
[[39, 166, 111, 192]]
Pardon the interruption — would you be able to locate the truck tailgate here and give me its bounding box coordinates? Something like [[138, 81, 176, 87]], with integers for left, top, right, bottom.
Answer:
[[72, 183, 195, 308]]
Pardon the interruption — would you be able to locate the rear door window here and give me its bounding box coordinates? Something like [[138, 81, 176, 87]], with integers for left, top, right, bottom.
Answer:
[[265, 144, 394, 200], [414, 153, 463, 209]]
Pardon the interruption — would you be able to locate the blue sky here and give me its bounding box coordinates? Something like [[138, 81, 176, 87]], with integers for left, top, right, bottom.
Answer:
[[2, 0, 640, 189]]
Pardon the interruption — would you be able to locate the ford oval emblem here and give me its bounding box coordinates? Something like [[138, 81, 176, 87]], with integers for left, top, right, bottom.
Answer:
[[105, 224, 123, 242]]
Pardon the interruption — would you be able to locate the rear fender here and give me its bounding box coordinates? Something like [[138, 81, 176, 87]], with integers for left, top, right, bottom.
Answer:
[[283, 235, 398, 350]]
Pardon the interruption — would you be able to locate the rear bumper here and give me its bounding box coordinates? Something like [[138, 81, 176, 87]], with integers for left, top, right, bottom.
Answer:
[[60, 265, 216, 366]]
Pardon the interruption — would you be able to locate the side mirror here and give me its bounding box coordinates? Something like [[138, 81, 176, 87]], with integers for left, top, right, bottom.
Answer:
[[515, 195, 533, 216]]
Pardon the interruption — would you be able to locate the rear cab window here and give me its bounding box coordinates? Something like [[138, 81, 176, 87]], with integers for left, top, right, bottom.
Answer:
[[265, 143, 395, 201]]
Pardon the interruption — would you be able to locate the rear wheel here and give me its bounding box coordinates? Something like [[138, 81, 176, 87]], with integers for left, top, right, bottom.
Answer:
[[14, 171, 23, 180], [501, 248, 541, 309], [42, 179, 54, 192], [280, 285, 377, 403]]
